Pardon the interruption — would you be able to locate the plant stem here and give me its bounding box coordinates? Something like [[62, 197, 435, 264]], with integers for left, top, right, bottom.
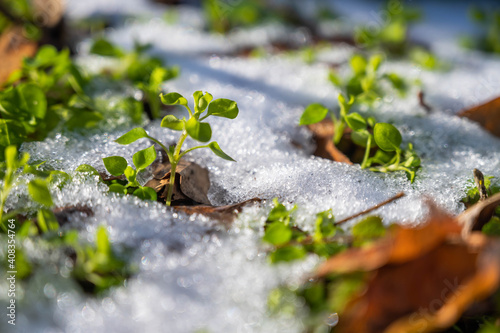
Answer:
[[333, 119, 345, 145], [361, 134, 372, 169], [165, 130, 188, 206]]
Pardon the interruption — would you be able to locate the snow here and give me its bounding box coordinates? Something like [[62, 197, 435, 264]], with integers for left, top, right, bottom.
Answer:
[[2, 0, 500, 332]]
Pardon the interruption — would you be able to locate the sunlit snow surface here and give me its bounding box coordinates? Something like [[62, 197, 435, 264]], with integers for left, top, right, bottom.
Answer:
[[2, 0, 500, 332]]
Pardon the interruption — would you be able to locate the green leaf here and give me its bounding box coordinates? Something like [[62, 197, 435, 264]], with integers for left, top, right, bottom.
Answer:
[[37, 209, 59, 233], [108, 184, 127, 195], [369, 54, 383, 72], [96, 226, 111, 255], [345, 112, 367, 131], [103, 156, 128, 176], [160, 92, 188, 107], [350, 54, 367, 76], [268, 198, 295, 223], [208, 142, 235, 161], [193, 91, 213, 114], [263, 222, 292, 246], [115, 128, 149, 145], [0, 119, 26, 148], [5, 145, 18, 170], [206, 98, 239, 119], [65, 110, 104, 130], [28, 179, 53, 207], [299, 103, 328, 126], [373, 123, 402, 152], [124, 166, 138, 186], [351, 131, 374, 148], [314, 209, 336, 240], [328, 70, 342, 86], [269, 246, 306, 263], [186, 118, 212, 142], [132, 145, 157, 171], [76, 164, 100, 176], [132, 187, 157, 201], [18, 83, 47, 119], [160, 115, 184, 131]]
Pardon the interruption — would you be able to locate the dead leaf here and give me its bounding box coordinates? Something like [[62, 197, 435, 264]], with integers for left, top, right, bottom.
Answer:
[[53, 205, 93, 226], [145, 159, 211, 205], [174, 198, 262, 225], [459, 96, 500, 138], [307, 119, 352, 164], [0, 26, 37, 85], [316, 205, 500, 333]]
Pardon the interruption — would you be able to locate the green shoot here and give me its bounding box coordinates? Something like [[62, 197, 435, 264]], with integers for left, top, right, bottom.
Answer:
[[114, 91, 238, 206], [460, 6, 500, 55], [300, 94, 421, 182], [102, 146, 158, 201]]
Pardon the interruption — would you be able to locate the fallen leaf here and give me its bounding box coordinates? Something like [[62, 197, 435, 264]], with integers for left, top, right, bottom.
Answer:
[[307, 119, 353, 164], [316, 204, 500, 333], [459, 96, 500, 138]]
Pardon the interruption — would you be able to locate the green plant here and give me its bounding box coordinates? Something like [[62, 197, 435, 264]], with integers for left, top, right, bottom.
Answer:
[[114, 91, 238, 206], [460, 7, 500, 55], [89, 38, 179, 119], [300, 94, 421, 182], [0, 0, 42, 40], [328, 54, 407, 105], [72, 226, 131, 293], [102, 145, 158, 201]]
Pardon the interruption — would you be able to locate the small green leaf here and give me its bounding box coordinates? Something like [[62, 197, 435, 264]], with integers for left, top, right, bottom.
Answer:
[[103, 156, 128, 176], [108, 184, 127, 194], [193, 91, 213, 114], [206, 98, 239, 119], [28, 179, 53, 207], [96, 226, 111, 255], [268, 199, 294, 223], [369, 54, 383, 72], [328, 71, 342, 86], [482, 216, 500, 237], [18, 83, 47, 119], [351, 131, 375, 148], [132, 187, 157, 201], [374, 123, 402, 152], [186, 118, 212, 142], [263, 222, 292, 245], [345, 112, 367, 131], [37, 209, 59, 233], [352, 215, 385, 246], [299, 103, 328, 126], [5, 145, 18, 170], [132, 145, 157, 171], [208, 142, 235, 161], [115, 128, 149, 145], [350, 54, 367, 76], [90, 38, 124, 57], [160, 92, 188, 107], [160, 115, 184, 131]]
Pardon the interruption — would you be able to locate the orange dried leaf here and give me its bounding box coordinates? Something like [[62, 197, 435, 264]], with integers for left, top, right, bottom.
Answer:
[[459, 96, 500, 138]]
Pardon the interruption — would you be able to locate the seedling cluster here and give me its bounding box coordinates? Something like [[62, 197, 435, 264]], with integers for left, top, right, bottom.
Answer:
[[328, 53, 407, 105], [110, 91, 238, 206], [300, 94, 421, 182]]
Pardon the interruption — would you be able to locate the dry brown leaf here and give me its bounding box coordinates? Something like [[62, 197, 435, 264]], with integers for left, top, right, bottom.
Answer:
[[459, 96, 500, 138], [316, 205, 500, 333], [0, 26, 37, 85]]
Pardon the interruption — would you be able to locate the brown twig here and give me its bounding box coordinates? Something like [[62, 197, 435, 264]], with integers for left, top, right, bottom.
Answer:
[[334, 192, 406, 225]]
